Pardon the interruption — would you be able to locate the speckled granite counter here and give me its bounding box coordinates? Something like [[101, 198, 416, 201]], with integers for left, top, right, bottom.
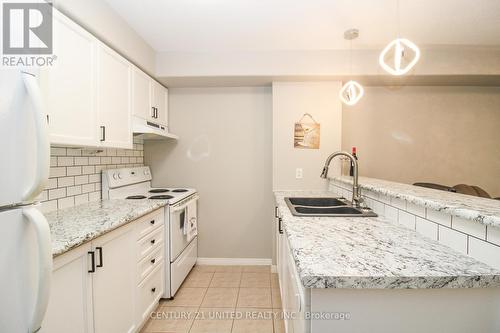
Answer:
[[46, 199, 168, 257], [274, 190, 500, 289], [332, 176, 500, 228]]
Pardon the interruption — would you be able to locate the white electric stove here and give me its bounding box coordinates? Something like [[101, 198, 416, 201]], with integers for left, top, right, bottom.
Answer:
[[102, 166, 198, 298]]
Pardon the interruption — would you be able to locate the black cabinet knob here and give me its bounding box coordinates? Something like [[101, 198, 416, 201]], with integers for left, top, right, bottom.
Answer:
[[151, 258, 156, 264], [150, 239, 155, 244], [150, 220, 155, 225], [151, 287, 156, 293]]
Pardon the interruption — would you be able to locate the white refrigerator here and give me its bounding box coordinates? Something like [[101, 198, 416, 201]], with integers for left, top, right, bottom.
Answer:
[[0, 69, 53, 333]]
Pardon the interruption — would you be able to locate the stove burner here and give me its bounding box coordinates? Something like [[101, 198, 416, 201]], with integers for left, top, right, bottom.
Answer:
[[126, 195, 147, 199], [149, 195, 174, 200], [172, 189, 188, 193], [149, 189, 170, 193]]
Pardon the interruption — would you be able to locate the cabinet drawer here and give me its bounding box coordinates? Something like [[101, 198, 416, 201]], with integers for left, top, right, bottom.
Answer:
[[137, 226, 164, 262], [138, 246, 164, 284], [137, 264, 163, 324], [136, 209, 164, 241]]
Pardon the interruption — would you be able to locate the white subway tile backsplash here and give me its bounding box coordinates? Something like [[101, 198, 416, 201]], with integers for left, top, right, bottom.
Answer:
[[438, 226, 467, 255], [398, 211, 416, 230], [58, 197, 75, 209], [67, 166, 82, 176], [82, 165, 95, 175], [50, 167, 66, 178], [74, 157, 89, 166], [81, 183, 95, 194], [50, 147, 66, 156], [89, 173, 101, 183], [452, 217, 486, 240], [371, 200, 385, 216], [406, 202, 425, 217], [57, 176, 75, 188], [41, 142, 144, 213], [426, 209, 452, 227], [74, 175, 89, 185], [66, 149, 82, 156], [416, 217, 438, 240], [74, 193, 89, 205], [384, 205, 398, 224], [390, 197, 406, 210], [49, 188, 66, 200], [67, 185, 82, 196], [487, 226, 500, 247], [468, 237, 500, 270]]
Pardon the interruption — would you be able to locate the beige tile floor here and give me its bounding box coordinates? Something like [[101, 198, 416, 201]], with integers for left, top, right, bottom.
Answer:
[[140, 265, 285, 333]]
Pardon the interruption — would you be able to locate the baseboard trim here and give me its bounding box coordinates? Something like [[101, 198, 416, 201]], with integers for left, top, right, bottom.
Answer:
[[196, 257, 272, 266]]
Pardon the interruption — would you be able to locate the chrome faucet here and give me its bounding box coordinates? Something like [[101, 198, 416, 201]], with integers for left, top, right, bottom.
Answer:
[[320, 151, 363, 208]]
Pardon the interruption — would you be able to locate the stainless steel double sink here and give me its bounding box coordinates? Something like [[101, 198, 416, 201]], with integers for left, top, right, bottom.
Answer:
[[285, 197, 377, 217]]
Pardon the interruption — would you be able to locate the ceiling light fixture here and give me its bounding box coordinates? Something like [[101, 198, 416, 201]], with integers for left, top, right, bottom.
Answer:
[[339, 29, 364, 106], [379, 0, 420, 76]]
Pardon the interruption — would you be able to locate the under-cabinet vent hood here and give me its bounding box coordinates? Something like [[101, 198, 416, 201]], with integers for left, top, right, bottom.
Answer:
[[132, 116, 179, 140]]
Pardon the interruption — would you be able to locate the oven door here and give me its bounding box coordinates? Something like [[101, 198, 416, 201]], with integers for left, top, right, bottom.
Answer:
[[169, 195, 198, 262]]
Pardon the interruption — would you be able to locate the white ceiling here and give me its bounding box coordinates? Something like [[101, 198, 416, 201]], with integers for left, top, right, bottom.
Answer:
[[104, 0, 500, 52]]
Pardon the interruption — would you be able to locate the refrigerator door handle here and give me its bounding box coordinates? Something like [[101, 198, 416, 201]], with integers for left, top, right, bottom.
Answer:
[[23, 207, 52, 333], [21, 71, 50, 202]]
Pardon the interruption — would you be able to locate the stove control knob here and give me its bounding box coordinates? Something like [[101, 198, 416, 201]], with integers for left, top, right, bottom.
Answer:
[[112, 173, 118, 180], [117, 173, 122, 179], [144, 169, 150, 176]]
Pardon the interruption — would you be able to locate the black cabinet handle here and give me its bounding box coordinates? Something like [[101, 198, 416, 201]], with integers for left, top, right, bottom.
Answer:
[[150, 220, 155, 225], [96, 247, 103, 268], [151, 107, 155, 118], [150, 239, 155, 244], [278, 218, 283, 234], [151, 258, 156, 264], [88, 251, 95, 273], [151, 287, 156, 293], [100, 126, 106, 141]]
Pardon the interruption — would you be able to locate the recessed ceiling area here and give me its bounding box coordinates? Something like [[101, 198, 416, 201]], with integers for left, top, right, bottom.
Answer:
[[104, 0, 500, 52]]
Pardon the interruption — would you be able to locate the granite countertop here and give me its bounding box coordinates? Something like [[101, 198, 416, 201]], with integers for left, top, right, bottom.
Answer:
[[275, 190, 500, 289], [332, 176, 500, 228], [46, 199, 168, 257]]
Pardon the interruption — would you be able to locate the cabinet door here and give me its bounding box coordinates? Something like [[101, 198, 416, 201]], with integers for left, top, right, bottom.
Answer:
[[151, 81, 168, 126], [96, 44, 132, 149], [41, 244, 94, 333], [92, 223, 136, 333], [132, 67, 153, 121], [40, 10, 98, 147]]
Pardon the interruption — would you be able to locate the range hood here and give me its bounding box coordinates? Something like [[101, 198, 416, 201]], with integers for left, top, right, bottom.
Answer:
[[132, 116, 179, 140]]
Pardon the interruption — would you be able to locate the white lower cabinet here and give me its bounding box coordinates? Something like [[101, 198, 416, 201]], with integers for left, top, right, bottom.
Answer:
[[41, 243, 94, 333], [41, 208, 165, 333], [276, 206, 309, 333], [92, 223, 136, 333]]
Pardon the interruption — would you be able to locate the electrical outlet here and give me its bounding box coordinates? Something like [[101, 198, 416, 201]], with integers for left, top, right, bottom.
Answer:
[[295, 168, 303, 179]]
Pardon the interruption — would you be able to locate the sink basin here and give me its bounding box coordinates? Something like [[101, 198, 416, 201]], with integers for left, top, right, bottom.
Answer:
[[285, 196, 377, 217], [295, 206, 363, 215], [287, 197, 346, 207]]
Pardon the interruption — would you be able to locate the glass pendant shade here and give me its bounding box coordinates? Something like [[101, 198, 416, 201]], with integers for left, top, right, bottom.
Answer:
[[339, 80, 364, 106], [379, 38, 420, 76]]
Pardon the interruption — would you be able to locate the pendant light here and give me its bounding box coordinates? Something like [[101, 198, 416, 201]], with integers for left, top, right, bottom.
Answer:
[[379, 0, 420, 76], [339, 29, 364, 106]]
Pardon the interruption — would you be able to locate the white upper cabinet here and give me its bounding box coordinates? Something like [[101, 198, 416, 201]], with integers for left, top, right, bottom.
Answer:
[[40, 10, 98, 147], [151, 80, 168, 127], [96, 44, 132, 149], [132, 67, 152, 121]]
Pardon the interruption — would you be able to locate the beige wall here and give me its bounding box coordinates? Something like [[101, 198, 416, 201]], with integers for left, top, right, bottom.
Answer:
[[342, 86, 500, 197], [272, 82, 343, 191], [145, 87, 273, 259], [54, 0, 156, 74]]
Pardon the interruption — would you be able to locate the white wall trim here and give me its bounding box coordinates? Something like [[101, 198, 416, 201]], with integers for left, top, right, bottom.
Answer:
[[271, 265, 277, 273], [196, 258, 272, 266]]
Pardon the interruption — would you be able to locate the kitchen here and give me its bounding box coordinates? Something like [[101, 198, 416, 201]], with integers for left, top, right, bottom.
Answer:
[[0, 1, 499, 333]]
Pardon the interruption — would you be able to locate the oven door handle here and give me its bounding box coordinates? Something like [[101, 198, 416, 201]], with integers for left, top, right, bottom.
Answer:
[[171, 204, 189, 214]]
